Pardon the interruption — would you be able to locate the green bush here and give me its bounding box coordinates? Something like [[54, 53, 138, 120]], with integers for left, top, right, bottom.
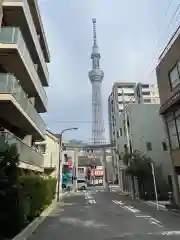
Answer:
[[0, 142, 57, 238], [0, 143, 24, 238], [19, 175, 56, 222]]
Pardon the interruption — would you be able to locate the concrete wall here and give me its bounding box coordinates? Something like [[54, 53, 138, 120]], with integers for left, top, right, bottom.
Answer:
[[128, 104, 172, 179], [36, 131, 60, 177]]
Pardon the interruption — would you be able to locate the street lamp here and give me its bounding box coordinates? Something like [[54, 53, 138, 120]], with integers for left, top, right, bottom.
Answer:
[[57, 127, 78, 202]]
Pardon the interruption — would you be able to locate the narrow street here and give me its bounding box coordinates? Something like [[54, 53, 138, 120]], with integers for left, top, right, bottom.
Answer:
[[28, 187, 180, 239]]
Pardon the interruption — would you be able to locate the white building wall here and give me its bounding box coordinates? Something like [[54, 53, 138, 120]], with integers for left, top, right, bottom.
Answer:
[[36, 131, 60, 178], [125, 104, 171, 179]]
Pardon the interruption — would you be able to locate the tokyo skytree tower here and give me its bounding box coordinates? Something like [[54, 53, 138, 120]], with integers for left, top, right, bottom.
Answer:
[[88, 19, 105, 144]]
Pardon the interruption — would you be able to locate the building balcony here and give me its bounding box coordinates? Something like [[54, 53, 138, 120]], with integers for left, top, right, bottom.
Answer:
[[0, 131, 44, 170], [27, 0, 50, 62], [3, 0, 49, 86], [0, 27, 47, 112], [0, 73, 46, 140]]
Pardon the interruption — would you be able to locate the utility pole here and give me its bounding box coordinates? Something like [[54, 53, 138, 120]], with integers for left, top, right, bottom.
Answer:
[[122, 89, 135, 199], [73, 148, 78, 192], [151, 163, 159, 210]]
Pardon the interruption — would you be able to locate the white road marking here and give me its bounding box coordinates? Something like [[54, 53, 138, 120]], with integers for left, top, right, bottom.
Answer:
[[149, 221, 163, 228], [112, 200, 124, 205], [112, 200, 163, 228], [161, 231, 180, 235], [112, 200, 140, 212], [85, 191, 96, 204], [123, 206, 140, 213], [149, 217, 161, 223], [113, 231, 180, 237], [136, 215, 163, 228], [88, 199, 96, 204]]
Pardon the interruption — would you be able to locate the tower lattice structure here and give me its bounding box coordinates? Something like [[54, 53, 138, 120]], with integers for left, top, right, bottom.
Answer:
[[88, 19, 105, 144]]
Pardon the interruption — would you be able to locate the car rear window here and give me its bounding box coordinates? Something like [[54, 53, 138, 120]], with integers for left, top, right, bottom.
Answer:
[[77, 180, 86, 183]]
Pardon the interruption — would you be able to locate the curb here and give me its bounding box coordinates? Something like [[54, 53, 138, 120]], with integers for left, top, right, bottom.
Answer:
[[115, 190, 132, 196], [142, 200, 180, 216], [147, 201, 166, 209], [139, 199, 167, 211], [12, 193, 68, 240]]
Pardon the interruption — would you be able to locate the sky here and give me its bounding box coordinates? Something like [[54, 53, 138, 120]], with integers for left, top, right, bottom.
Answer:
[[39, 0, 180, 142]]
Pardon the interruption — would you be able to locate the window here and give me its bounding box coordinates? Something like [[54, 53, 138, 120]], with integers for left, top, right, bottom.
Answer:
[[77, 180, 86, 183], [146, 142, 152, 151], [78, 168, 84, 173], [124, 144, 127, 150], [175, 110, 180, 139], [64, 153, 68, 162], [142, 91, 150, 95], [141, 84, 149, 88], [117, 131, 119, 138], [144, 99, 151, 103], [120, 128, 122, 136], [40, 144, 46, 154], [169, 65, 180, 90], [167, 117, 179, 150], [87, 149, 93, 153], [162, 141, 167, 151]]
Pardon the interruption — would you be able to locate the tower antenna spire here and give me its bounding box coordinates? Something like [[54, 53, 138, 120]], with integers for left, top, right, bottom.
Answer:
[[92, 18, 97, 46]]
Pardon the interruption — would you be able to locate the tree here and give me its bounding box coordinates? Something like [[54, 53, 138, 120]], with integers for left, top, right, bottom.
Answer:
[[0, 143, 23, 238], [123, 150, 153, 199]]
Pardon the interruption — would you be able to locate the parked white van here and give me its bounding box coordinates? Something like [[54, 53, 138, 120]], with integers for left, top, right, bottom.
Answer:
[[77, 179, 87, 190]]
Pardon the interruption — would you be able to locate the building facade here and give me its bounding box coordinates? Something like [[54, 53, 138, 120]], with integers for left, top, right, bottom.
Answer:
[[0, 0, 50, 172], [108, 82, 160, 183], [118, 104, 171, 190], [156, 25, 180, 206], [35, 130, 60, 177], [136, 83, 160, 104]]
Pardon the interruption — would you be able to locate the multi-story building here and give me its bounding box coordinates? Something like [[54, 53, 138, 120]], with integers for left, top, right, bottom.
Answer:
[[0, 0, 50, 172], [35, 130, 60, 177], [108, 82, 160, 183], [156, 25, 180, 206], [116, 104, 171, 192], [136, 83, 160, 104]]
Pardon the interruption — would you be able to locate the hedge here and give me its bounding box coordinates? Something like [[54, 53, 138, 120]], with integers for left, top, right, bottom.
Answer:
[[0, 143, 57, 238], [19, 175, 57, 223]]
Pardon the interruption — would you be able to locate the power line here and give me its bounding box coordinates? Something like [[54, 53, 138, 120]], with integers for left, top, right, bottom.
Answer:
[[138, 1, 180, 83], [148, 9, 180, 79]]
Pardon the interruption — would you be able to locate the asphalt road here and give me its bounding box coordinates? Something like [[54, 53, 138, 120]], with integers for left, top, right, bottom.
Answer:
[[28, 186, 180, 239]]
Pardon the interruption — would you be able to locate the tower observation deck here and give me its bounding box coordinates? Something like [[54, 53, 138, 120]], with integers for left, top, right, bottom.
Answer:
[[88, 19, 105, 144]]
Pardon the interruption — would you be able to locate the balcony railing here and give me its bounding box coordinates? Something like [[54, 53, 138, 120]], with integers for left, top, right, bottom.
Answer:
[[3, 0, 49, 84], [0, 73, 46, 135], [0, 27, 48, 109], [0, 131, 44, 168]]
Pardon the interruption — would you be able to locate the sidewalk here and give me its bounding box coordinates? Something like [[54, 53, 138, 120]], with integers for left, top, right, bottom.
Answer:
[[143, 200, 169, 210], [114, 189, 180, 215], [13, 192, 68, 240]]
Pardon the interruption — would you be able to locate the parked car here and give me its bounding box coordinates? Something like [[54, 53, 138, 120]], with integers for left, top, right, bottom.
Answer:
[[77, 179, 87, 190]]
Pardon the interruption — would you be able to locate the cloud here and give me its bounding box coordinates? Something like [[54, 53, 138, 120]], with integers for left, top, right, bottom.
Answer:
[[39, 0, 180, 141]]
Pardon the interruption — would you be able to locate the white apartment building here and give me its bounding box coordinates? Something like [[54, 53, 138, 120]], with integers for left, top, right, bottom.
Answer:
[[108, 82, 160, 183], [0, 0, 50, 172], [136, 83, 160, 104], [35, 130, 60, 177]]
